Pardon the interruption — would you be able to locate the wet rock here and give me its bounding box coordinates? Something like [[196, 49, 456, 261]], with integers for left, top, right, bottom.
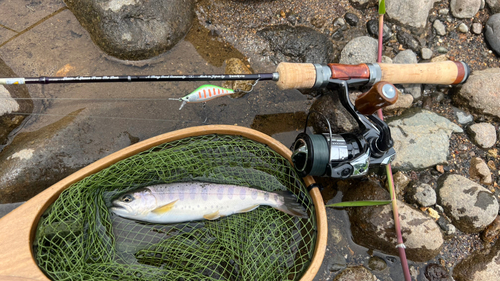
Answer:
[[470, 157, 493, 185], [309, 93, 358, 134], [450, 0, 482, 19], [468, 123, 497, 148], [339, 36, 378, 64], [333, 266, 377, 281], [344, 179, 444, 262], [425, 263, 452, 281], [328, 252, 347, 272], [437, 216, 457, 235], [366, 19, 391, 42], [453, 237, 500, 281], [396, 31, 420, 52], [454, 108, 474, 124], [64, 0, 195, 60], [458, 23, 469, 33], [437, 46, 448, 54], [472, 22, 483, 34], [485, 14, 500, 55], [385, 0, 440, 32], [487, 0, 500, 13], [481, 215, 500, 243], [405, 182, 437, 207], [421, 47, 433, 59], [433, 20, 447, 36], [387, 109, 463, 171], [222, 58, 253, 98], [0, 202, 24, 219], [367, 256, 387, 271], [344, 13, 359, 26], [437, 174, 499, 233], [349, 0, 378, 9], [454, 68, 500, 119], [0, 58, 33, 147], [0, 109, 137, 203], [257, 25, 335, 64]]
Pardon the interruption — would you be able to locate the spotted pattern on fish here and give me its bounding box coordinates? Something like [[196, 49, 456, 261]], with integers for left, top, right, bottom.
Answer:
[[227, 186, 234, 199], [240, 187, 246, 200], [190, 185, 197, 200], [202, 187, 208, 201], [217, 186, 225, 200], [264, 193, 269, 201], [251, 190, 258, 200]]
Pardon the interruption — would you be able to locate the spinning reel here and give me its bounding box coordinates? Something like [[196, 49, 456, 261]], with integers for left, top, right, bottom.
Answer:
[[292, 79, 398, 178]]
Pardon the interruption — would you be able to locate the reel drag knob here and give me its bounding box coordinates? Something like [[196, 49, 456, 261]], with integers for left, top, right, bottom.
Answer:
[[355, 82, 398, 115]]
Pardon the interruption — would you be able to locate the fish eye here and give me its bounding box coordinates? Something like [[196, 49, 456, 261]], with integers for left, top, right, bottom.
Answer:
[[121, 194, 134, 203]]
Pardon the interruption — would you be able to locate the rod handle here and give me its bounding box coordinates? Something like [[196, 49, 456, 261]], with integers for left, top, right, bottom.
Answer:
[[275, 63, 316, 90], [379, 61, 469, 85], [355, 82, 398, 115]]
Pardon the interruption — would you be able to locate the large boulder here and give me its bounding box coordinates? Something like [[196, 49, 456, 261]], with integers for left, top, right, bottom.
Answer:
[[64, 0, 195, 60], [437, 174, 499, 233], [343, 180, 444, 262]]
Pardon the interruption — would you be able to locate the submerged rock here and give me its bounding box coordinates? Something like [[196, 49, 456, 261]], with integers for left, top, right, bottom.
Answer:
[[257, 25, 335, 64], [437, 174, 499, 233], [0, 109, 137, 203], [64, 0, 195, 60], [387, 109, 463, 171], [333, 266, 378, 281], [343, 180, 444, 262]]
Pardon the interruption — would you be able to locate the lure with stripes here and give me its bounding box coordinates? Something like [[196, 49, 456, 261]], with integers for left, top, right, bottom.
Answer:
[[170, 84, 235, 110]]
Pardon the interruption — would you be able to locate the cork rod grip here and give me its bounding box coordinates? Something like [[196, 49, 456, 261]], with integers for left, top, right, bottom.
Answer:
[[276, 63, 316, 90], [379, 61, 468, 85]]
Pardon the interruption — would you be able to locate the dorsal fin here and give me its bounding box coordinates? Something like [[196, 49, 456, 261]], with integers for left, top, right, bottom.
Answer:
[[151, 200, 178, 215]]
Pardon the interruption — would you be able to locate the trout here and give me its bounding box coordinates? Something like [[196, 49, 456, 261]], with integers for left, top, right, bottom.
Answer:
[[111, 182, 308, 223]]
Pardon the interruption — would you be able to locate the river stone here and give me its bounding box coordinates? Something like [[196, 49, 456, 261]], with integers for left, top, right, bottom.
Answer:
[[451, 0, 482, 18], [485, 14, 500, 55], [405, 182, 437, 207], [481, 215, 500, 243], [367, 256, 387, 271], [386, 0, 440, 32], [0, 58, 33, 147], [63, 0, 195, 60], [257, 25, 335, 64], [344, 180, 444, 262], [437, 174, 499, 233], [470, 157, 493, 185], [454, 68, 500, 119], [333, 266, 378, 281], [339, 36, 378, 64], [222, 58, 253, 98], [396, 31, 420, 52], [421, 48, 433, 59], [454, 108, 474, 124], [487, 0, 500, 12], [472, 22, 483, 34], [433, 20, 447, 36], [0, 109, 137, 203], [366, 19, 391, 42], [425, 263, 452, 281], [453, 237, 500, 281], [387, 109, 463, 171], [468, 123, 497, 148]]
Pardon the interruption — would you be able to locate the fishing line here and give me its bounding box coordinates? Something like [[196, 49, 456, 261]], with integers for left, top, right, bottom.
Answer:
[[0, 96, 180, 102], [12, 112, 200, 123]]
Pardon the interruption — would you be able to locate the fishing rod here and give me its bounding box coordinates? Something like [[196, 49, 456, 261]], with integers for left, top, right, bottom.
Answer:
[[0, 61, 469, 89]]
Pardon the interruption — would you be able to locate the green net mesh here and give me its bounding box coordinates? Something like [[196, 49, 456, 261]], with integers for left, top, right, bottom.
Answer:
[[33, 134, 317, 280]]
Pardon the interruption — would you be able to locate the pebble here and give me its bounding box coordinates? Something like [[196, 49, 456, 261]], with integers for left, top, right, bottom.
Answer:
[[390, 171, 411, 195], [366, 19, 391, 42], [367, 256, 387, 271], [396, 31, 420, 52], [433, 20, 447, 36], [481, 215, 500, 243], [439, 8, 450, 15], [458, 22, 469, 33], [450, 0, 482, 19], [406, 182, 437, 207], [468, 123, 497, 149], [472, 22, 483, 34], [470, 157, 493, 185], [454, 108, 474, 124], [486, 0, 500, 13], [421, 47, 433, 59], [437, 46, 448, 53], [344, 13, 359, 26], [333, 266, 378, 281], [437, 174, 499, 233], [437, 216, 457, 235], [425, 263, 452, 281]]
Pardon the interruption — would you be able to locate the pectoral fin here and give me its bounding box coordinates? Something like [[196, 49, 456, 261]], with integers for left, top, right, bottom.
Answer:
[[238, 204, 259, 213], [151, 200, 178, 215], [203, 210, 220, 220]]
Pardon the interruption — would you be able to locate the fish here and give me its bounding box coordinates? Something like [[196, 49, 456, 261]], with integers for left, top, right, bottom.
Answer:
[[110, 182, 308, 224]]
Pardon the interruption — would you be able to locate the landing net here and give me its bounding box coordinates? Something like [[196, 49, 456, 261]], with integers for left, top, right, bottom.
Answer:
[[34, 134, 317, 280]]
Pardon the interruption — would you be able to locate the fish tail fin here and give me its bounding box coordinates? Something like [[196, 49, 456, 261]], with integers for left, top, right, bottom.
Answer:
[[273, 191, 309, 219]]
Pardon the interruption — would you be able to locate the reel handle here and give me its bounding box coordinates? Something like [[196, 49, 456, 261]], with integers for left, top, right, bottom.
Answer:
[[275, 61, 470, 90], [355, 82, 398, 115]]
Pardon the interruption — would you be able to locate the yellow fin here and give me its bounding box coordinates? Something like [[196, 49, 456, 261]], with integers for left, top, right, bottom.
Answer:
[[238, 204, 259, 213], [203, 210, 220, 220], [151, 200, 178, 215]]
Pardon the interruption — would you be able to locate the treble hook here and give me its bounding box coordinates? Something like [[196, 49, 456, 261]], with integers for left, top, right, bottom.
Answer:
[[234, 79, 260, 94]]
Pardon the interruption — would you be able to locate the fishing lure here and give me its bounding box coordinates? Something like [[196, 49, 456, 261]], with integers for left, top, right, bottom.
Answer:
[[169, 84, 235, 110]]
